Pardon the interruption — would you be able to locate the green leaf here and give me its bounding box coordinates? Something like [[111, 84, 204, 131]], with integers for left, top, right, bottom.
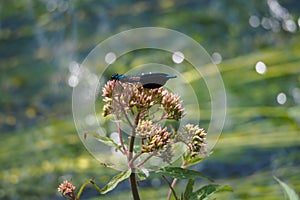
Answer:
[[185, 157, 205, 167], [181, 193, 184, 200], [274, 176, 299, 200], [84, 132, 121, 150], [157, 167, 213, 182], [185, 152, 213, 167], [189, 184, 233, 200], [183, 179, 195, 200], [99, 169, 131, 194], [137, 169, 148, 181]]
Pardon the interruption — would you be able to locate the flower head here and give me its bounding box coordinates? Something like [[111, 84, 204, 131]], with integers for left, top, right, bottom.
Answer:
[[102, 80, 115, 98], [181, 124, 207, 157], [135, 120, 155, 137], [130, 86, 164, 114], [58, 180, 76, 196], [101, 80, 184, 121], [136, 120, 171, 153], [161, 90, 185, 120]]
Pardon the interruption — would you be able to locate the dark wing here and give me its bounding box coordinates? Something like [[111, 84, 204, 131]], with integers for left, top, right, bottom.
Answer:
[[112, 73, 176, 89], [120, 74, 141, 82], [140, 73, 176, 89]]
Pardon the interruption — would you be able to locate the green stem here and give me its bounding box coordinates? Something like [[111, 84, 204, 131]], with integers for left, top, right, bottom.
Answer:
[[89, 178, 102, 194], [76, 179, 91, 199]]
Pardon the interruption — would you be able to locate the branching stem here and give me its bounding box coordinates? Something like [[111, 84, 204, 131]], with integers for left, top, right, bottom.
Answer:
[[128, 112, 141, 200], [136, 153, 154, 168], [117, 119, 128, 156]]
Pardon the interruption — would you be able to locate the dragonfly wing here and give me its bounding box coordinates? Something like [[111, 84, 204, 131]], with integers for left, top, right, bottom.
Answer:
[[112, 73, 176, 89], [140, 73, 169, 89], [120, 75, 141, 83]]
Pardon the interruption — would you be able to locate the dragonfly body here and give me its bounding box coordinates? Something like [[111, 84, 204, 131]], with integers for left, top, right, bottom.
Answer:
[[111, 73, 176, 89]]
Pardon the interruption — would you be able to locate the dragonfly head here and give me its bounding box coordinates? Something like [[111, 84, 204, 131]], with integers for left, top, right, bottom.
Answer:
[[111, 73, 120, 80]]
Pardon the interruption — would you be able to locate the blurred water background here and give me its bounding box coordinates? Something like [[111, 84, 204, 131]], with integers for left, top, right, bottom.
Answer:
[[1, 0, 300, 199]]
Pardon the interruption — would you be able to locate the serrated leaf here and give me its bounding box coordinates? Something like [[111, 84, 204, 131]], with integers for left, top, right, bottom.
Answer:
[[100, 169, 131, 194], [189, 184, 233, 200], [85, 132, 121, 150], [183, 179, 195, 200], [274, 176, 299, 200], [157, 167, 213, 182]]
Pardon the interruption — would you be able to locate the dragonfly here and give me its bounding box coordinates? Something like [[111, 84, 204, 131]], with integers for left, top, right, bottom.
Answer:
[[111, 72, 177, 89]]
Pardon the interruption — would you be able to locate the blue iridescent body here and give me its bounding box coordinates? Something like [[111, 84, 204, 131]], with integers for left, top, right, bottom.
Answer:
[[111, 73, 176, 89]]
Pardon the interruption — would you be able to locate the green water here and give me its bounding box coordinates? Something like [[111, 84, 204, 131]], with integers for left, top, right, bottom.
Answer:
[[1, 1, 300, 199]]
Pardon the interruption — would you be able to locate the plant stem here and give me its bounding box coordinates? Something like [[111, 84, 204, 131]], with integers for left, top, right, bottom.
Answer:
[[128, 113, 140, 200], [136, 153, 154, 168], [167, 157, 187, 200], [128, 152, 143, 167], [129, 173, 140, 200], [76, 179, 92, 199], [163, 176, 179, 200], [117, 119, 128, 156], [167, 178, 178, 200]]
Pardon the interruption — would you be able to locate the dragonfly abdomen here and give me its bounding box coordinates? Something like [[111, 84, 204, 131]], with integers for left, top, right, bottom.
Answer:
[[111, 73, 176, 89]]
